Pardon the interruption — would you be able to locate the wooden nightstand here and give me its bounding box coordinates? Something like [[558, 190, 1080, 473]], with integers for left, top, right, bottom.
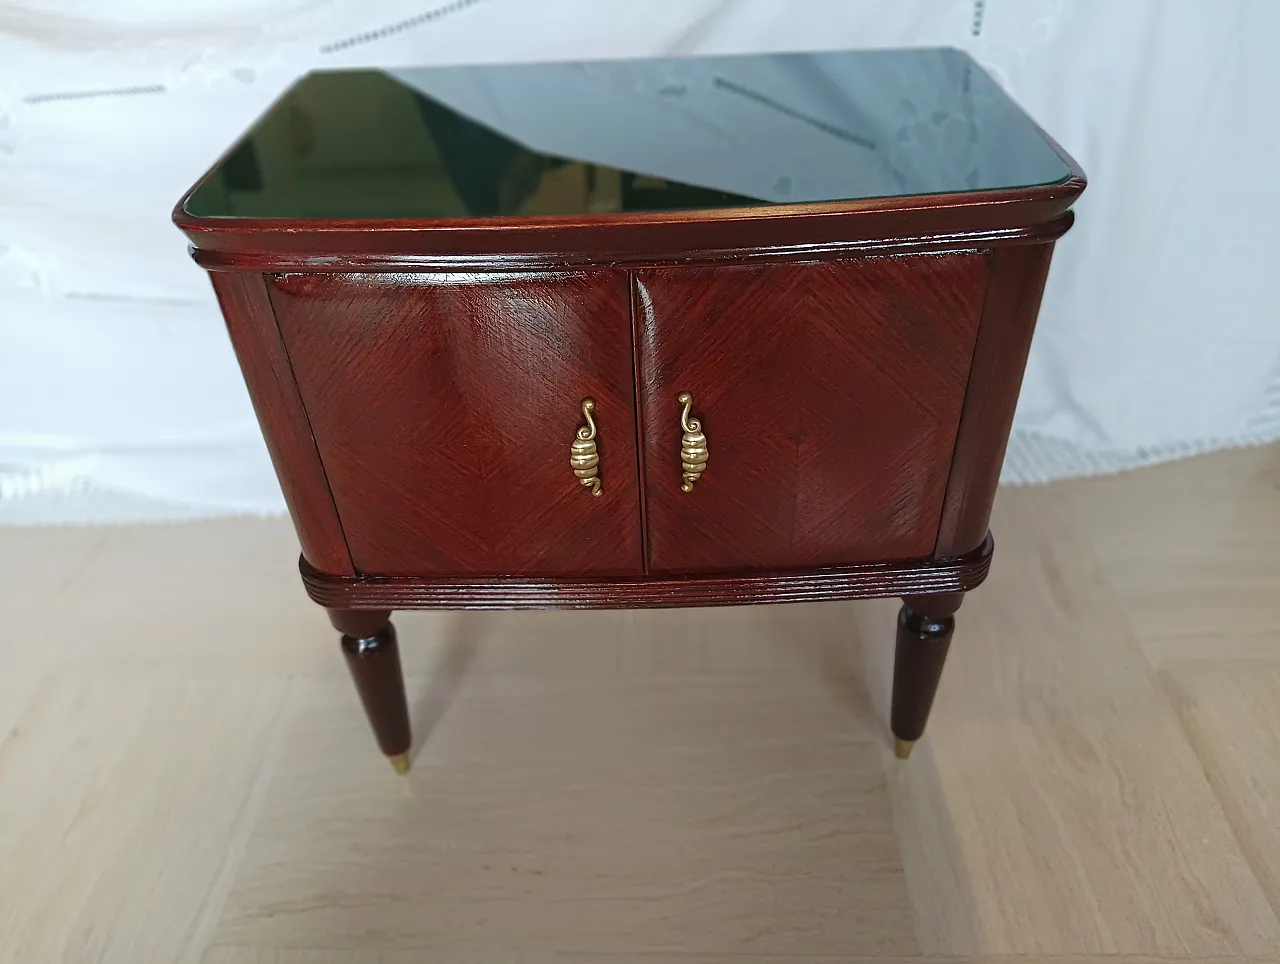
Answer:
[[174, 49, 1084, 772]]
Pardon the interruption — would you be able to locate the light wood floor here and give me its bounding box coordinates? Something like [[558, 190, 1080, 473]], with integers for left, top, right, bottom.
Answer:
[[2, 444, 1279, 963]]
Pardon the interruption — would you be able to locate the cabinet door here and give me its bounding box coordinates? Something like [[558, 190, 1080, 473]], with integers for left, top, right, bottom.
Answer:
[[635, 256, 988, 573], [270, 272, 643, 576]]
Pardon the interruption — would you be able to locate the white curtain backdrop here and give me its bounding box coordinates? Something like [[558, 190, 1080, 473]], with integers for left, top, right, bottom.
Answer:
[[2, 0, 1278, 522]]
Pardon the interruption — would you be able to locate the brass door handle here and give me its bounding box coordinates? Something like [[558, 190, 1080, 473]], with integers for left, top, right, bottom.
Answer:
[[570, 397, 602, 496], [678, 392, 708, 492]]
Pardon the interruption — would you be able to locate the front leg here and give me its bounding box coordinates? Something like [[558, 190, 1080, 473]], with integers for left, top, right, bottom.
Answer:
[[330, 609, 413, 774], [890, 592, 963, 759]]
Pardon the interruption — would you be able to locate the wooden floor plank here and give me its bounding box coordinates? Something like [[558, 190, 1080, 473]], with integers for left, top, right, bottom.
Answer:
[[210, 677, 915, 957], [1066, 445, 1280, 665], [850, 486, 1280, 955], [0, 677, 286, 964], [2, 445, 1279, 961], [201, 948, 1280, 964], [1163, 659, 1280, 923]]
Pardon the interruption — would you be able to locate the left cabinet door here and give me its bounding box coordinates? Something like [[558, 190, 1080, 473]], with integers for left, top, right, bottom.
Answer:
[[269, 272, 644, 577]]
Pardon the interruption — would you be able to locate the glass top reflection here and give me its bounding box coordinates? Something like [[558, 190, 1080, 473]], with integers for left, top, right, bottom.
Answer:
[[184, 48, 1070, 220]]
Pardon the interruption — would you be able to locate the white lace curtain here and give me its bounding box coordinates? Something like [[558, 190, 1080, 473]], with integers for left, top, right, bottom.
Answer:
[[3, 0, 1277, 520]]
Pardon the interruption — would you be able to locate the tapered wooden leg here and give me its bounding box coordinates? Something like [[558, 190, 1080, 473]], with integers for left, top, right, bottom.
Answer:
[[890, 592, 964, 759], [330, 608, 412, 774]]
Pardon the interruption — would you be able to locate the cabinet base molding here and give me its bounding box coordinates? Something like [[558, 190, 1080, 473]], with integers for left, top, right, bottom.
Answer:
[[300, 534, 993, 611]]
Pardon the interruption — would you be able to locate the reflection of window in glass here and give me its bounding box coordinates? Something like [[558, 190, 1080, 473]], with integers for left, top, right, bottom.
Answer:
[[711, 76, 875, 150], [200, 74, 761, 218], [412, 90, 759, 217]]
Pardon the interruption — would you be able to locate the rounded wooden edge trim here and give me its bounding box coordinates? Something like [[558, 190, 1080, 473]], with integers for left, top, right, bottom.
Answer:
[[298, 534, 994, 611], [187, 215, 1073, 273], [174, 176, 1082, 238]]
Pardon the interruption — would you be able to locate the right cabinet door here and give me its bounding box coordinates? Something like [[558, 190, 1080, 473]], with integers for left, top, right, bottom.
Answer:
[[635, 255, 989, 574]]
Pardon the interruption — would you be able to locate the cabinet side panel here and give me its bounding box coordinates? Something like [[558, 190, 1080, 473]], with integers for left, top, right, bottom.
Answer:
[[935, 241, 1057, 557], [209, 271, 354, 574]]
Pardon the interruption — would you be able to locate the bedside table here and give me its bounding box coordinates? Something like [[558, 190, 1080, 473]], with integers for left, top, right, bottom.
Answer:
[[174, 48, 1084, 772]]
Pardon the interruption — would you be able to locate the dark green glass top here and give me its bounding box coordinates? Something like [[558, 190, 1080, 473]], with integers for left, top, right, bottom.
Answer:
[[184, 48, 1071, 220]]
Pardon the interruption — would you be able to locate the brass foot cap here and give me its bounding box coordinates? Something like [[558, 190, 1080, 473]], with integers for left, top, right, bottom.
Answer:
[[388, 752, 411, 775], [894, 738, 916, 760]]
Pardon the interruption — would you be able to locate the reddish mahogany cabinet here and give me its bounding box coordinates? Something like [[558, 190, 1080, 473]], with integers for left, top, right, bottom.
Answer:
[[176, 50, 1084, 772]]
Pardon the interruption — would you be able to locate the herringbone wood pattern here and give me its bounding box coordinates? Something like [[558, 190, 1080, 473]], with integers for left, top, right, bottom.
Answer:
[[636, 256, 989, 573], [270, 272, 643, 576]]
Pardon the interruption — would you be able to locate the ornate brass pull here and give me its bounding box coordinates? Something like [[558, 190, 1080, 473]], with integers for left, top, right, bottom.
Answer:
[[677, 391, 708, 492], [570, 398, 603, 496]]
